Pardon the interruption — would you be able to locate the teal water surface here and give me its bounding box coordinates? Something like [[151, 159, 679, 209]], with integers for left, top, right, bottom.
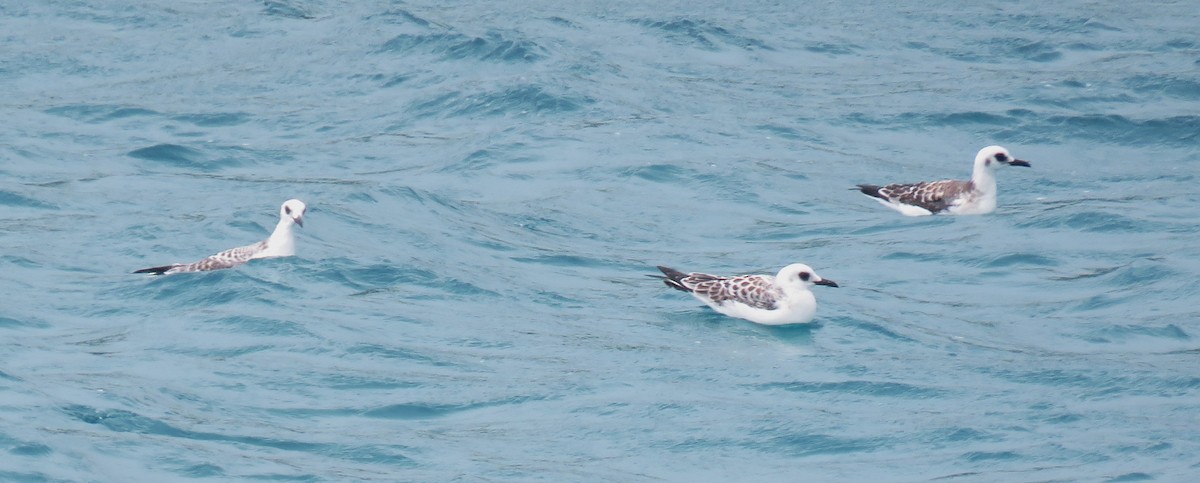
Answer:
[[2, 1, 1199, 481]]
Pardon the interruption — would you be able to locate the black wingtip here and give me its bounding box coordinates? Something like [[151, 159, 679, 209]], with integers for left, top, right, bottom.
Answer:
[[855, 184, 885, 199], [133, 265, 173, 275], [656, 265, 693, 293], [656, 265, 685, 278]]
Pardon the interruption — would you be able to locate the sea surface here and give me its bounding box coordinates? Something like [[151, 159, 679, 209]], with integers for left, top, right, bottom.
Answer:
[[2, 1, 1199, 481]]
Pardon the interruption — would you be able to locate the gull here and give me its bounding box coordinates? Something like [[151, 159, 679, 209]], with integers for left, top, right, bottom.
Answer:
[[855, 145, 1031, 216], [654, 263, 838, 325], [134, 199, 306, 275]]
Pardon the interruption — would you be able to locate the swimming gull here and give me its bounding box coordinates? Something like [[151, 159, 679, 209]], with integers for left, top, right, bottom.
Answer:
[[855, 145, 1030, 216], [655, 263, 838, 325], [134, 199, 306, 275]]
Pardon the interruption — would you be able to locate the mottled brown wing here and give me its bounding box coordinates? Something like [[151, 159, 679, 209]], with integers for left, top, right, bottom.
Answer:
[[879, 179, 974, 213], [690, 274, 782, 310], [167, 241, 266, 273]]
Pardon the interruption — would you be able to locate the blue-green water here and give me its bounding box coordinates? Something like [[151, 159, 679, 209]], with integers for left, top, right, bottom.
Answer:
[[2, 1, 1199, 481]]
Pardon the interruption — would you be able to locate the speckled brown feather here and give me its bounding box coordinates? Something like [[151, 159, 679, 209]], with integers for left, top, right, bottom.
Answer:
[[134, 241, 268, 275], [658, 266, 782, 310], [871, 179, 975, 213]]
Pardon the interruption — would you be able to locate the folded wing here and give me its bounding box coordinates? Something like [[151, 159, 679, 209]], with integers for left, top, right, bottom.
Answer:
[[691, 275, 782, 310], [134, 241, 266, 275], [878, 179, 974, 213]]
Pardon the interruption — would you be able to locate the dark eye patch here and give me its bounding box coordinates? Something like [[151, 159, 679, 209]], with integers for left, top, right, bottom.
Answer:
[[285, 206, 293, 215], [799, 272, 811, 281], [995, 153, 1009, 162]]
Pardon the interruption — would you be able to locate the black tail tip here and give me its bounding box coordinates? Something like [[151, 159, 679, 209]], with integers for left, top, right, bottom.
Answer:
[[133, 265, 172, 275], [656, 265, 685, 278], [655, 266, 693, 292], [855, 184, 884, 199]]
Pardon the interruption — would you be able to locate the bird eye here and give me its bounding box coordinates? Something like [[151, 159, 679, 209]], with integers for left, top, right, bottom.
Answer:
[[799, 272, 811, 281], [285, 206, 293, 215], [995, 153, 1008, 162]]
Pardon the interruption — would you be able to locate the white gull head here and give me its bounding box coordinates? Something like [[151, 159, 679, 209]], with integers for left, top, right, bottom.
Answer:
[[962, 145, 1031, 215], [263, 199, 306, 258], [973, 145, 1031, 174], [280, 199, 306, 228], [776, 263, 836, 291]]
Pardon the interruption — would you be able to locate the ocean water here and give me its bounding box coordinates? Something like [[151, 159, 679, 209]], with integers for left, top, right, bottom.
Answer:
[[2, 0, 1199, 480]]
